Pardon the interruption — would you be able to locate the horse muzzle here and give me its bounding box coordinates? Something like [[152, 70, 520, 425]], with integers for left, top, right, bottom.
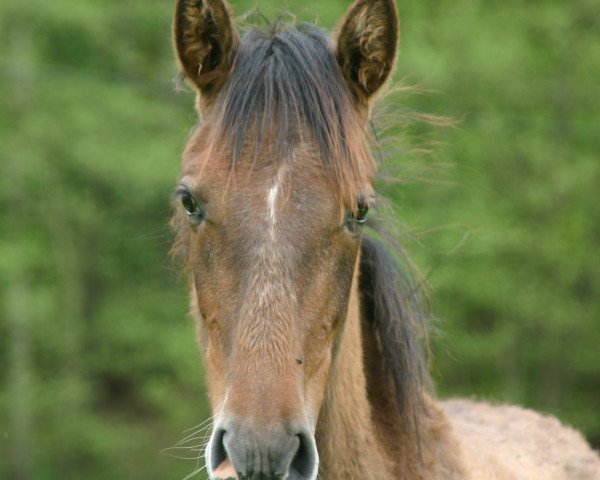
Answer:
[[207, 420, 318, 480]]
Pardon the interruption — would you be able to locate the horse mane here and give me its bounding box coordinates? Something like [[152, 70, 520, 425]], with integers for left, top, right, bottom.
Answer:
[[207, 20, 375, 205], [359, 231, 431, 453]]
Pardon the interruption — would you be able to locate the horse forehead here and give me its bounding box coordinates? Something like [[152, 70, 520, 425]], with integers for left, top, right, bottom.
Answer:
[[206, 158, 337, 217], [181, 132, 343, 228], [239, 162, 338, 221]]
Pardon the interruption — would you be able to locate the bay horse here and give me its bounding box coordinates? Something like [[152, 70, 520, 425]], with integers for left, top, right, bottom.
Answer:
[[170, 0, 600, 478]]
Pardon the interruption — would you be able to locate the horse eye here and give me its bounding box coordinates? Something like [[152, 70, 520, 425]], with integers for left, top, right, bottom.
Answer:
[[345, 201, 369, 233], [181, 192, 196, 214], [179, 191, 206, 222], [355, 202, 369, 225]]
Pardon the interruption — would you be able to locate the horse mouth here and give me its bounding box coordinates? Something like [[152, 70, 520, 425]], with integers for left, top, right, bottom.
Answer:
[[213, 458, 238, 479], [212, 458, 296, 480]]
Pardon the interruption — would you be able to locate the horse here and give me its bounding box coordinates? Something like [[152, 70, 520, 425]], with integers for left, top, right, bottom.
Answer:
[[169, 1, 600, 478]]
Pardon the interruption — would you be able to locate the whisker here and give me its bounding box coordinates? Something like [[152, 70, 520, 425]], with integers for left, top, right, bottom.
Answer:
[[182, 463, 208, 480], [176, 420, 214, 446], [162, 451, 205, 461], [176, 430, 212, 447], [175, 436, 210, 448], [183, 416, 215, 433], [165, 441, 210, 452]]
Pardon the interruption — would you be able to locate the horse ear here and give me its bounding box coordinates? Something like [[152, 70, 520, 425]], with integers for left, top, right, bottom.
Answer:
[[336, 0, 399, 104], [173, 0, 239, 99]]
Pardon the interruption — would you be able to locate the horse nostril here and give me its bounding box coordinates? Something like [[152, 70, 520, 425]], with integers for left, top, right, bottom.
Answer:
[[209, 427, 228, 473], [289, 431, 318, 480]]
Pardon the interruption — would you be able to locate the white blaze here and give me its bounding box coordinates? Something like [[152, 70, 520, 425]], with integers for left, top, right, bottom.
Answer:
[[267, 167, 286, 239], [268, 182, 279, 226]]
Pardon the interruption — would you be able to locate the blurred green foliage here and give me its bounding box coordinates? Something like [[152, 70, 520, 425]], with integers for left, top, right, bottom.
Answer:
[[0, 0, 598, 479]]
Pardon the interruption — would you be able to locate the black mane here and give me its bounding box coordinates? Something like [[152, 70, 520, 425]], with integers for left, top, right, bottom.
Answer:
[[360, 234, 429, 452]]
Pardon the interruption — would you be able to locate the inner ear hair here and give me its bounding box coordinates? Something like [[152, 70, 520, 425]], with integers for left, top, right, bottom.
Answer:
[[336, 0, 399, 103], [174, 0, 239, 97]]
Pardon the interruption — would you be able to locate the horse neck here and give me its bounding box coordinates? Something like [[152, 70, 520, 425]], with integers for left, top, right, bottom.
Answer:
[[315, 263, 468, 480], [315, 266, 399, 479]]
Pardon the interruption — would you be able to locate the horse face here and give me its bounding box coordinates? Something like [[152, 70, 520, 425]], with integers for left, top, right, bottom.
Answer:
[[172, 1, 398, 478]]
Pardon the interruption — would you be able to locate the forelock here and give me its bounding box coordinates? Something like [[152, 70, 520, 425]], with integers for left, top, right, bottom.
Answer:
[[208, 21, 375, 205]]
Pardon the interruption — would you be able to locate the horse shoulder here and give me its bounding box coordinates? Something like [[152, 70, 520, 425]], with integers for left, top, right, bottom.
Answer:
[[440, 398, 600, 480]]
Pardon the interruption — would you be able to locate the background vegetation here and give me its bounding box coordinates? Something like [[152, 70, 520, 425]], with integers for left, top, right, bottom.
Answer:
[[1, 0, 598, 479]]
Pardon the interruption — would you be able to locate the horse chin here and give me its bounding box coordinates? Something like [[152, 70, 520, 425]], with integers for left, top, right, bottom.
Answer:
[[210, 458, 315, 480]]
